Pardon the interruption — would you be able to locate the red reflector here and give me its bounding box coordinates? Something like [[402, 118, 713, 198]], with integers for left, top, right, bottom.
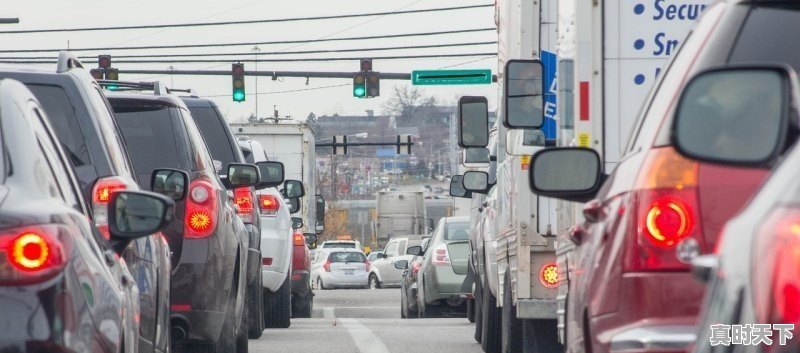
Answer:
[[291, 273, 302, 281], [262, 257, 273, 266], [171, 304, 191, 311], [579, 81, 590, 121]]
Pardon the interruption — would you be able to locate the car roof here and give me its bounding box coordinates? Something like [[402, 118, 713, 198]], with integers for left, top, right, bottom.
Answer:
[[180, 96, 217, 108], [106, 90, 185, 108]]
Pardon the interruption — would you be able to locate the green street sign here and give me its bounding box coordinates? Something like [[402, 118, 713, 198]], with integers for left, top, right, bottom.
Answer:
[[412, 69, 492, 85]]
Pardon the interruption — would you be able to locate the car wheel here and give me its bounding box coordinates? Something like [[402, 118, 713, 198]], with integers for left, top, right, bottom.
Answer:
[[263, 276, 291, 328], [467, 299, 476, 323], [216, 289, 239, 353], [236, 309, 249, 353], [474, 279, 483, 344], [522, 319, 563, 353], [401, 294, 407, 319], [501, 272, 522, 353], [481, 272, 502, 353], [292, 292, 313, 318], [246, 270, 264, 339], [369, 274, 381, 289], [317, 278, 327, 290]]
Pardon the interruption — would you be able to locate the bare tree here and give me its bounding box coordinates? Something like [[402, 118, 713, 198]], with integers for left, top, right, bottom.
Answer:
[[382, 85, 438, 119]]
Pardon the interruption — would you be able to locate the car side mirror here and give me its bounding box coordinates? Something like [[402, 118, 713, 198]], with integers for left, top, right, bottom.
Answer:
[[504, 59, 545, 129], [394, 260, 409, 270], [291, 217, 304, 230], [671, 65, 793, 166], [529, 147, 603, 203], [150, 168, 188, 201], [315, 195, 326, 234], [458, 96, 489, 148], [463, 171, 491, 194], [463, 147, 491, 167], [406, 245, 423, 256], [449, 175, 472, 198], [108, 191, 174, 254], [376, 252, 388, 259], [303, 233, 318, 249], [283, 179, 305, 198], [287, 197, 301, 214], [226, 163, 259, 189], [255, 161, 285, 189]]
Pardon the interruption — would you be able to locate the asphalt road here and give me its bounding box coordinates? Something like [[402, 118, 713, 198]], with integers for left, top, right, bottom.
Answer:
[[249, 288, 483, 353]]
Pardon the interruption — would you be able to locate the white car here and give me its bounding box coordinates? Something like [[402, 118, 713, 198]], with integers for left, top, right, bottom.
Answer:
[[240, 139, 294, 328], [368, 237, 419, 289], [311, 249, 369, 289]]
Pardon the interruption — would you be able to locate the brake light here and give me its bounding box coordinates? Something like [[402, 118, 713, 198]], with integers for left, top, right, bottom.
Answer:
[[624, 147, 705, 271], [0, 225, 67, 284], [262, 257, 273, 266], [411, 261, 421, 274], [540, 262, 558, 288], [185, 179, 218, 238], [323, 259, 331, 272], [234, 187, 255, 223], [91, 176, 131, 239], [753, 207, 800, 325], [293, 233, 305, 246], [432, 244, 450, 266], [258, 195, 280, 217]]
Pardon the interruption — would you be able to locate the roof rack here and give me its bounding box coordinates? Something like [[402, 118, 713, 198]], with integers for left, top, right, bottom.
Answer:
[[167, 87, 198, 97], [96, 80, 168, 96], [56, 51, 84, 73]]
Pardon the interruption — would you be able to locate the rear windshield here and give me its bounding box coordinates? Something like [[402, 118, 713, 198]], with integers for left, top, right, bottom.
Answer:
[[329, 252, 366, 263], [26, 84, 91, 167], [445, 222, 470, 241], [323, 242, 356, 249], [112, 104, 183, 178], [729, 5, 800, 72], [188, 106, 238, 170]]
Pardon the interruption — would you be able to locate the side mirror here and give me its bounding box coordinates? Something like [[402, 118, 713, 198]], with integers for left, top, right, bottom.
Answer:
[[287, 197, 301, 214], [376, 252, 388, 259], [150, 168, 188, 201], [303, 233, 318, 249], [504, 59, 545, 129], [671, 65, 792, 166], [406, 245, 423, 256], [394, 260, 409, 270], [108, 191, 174, 254], [529, 147, 603, 203], [255, 161, 285, 189], [283, 179, 305, 198], [315, 195, 326, 234], [463, 147, 491, 167], [449, 175, 472, 198], [458, 96, 489, 148], [463, 171, 490, 194], [226, 163, 259, 189], [291, 217, 304, 230]]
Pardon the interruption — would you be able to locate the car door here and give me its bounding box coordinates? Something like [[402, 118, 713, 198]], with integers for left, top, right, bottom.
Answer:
[[376, 240, 400, 284]]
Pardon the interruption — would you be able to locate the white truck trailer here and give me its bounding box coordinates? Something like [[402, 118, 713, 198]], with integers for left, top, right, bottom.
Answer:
[[375, 191, 427, 248]]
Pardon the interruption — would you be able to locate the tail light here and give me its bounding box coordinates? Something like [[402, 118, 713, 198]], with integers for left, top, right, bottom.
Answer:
[[753, 207, 800, 325], [432, 244, 450, 266], [185, 178, 218, 238], [540, 262, 558, 288], [91, 176, 132, 239], [293, 233, 305, 246], [411, 261, 421, 274], [323, 259, 332, 272], [0, 225, 68, 284], [624, 147, 705, 271], [258, 195, 280, 217], [234, 187, 255, 223]]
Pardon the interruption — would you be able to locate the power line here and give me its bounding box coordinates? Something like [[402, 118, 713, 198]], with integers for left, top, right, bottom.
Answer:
[[199, 83, 350, 97], [2, 41, 497, 60], [0, 28, 495, 54], [0, 52, 498, 64], [0, 4, 493, 34]]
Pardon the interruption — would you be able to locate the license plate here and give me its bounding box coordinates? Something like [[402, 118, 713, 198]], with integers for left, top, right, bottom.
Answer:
[[344, 270, 354, 275]]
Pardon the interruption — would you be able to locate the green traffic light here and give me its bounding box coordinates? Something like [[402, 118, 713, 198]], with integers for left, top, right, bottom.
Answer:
[[106, 85, 119, 91], [353, 86, 366, 97], [233, 89, 245, 102]]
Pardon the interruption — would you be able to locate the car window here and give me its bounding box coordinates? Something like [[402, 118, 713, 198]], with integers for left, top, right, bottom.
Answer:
[[445, 222, 470, 241], [26, 84, 91, 168], [729, 5, 800, 72], [181, 109, 215, 173], [329, 252, 366, 263], [242, 147, 254, 164], [89, 87, 134, 177], [385, 242, 399, 257], [112, 104, 183, 177], [323, 242, 355, 249], [31, 107, 82, 210], [399, 239, 407, 255], [188, 106, 238, 170]]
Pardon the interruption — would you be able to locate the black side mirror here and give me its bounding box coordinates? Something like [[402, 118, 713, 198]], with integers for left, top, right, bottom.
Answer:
[[255, 161, 285, 189], [529, 147, 603, 203], [291, 217, 304, 230], [315, 195, 326, 234], [394, 260, 409, 270], [303, 233, 318, 249], [463, 171, 491, 194], [283, 180, 305, 198], [287, 197, 301, 214], [150, 168, 188, 201], [504, 59, 545, 129], [450, 175, 472, 198], [458, 96, 489, 148], [226, 163, 260, 189], [108, 191, 175, 254], [376, 252, 388, 259], [406, 245, 423, 256]]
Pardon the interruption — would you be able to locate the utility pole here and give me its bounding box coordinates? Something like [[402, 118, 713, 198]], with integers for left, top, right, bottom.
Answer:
[[168, 66, 175, 87], [251, 46, 261, 119]]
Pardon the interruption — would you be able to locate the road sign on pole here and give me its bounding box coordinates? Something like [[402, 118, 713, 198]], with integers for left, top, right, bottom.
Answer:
[[397, 135, 412, 155], [412, 69, 492, 85], [333, 135, 348, 155]]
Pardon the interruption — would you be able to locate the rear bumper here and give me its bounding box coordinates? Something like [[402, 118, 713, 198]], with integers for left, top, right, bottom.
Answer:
[[291, 271, 311, 297], [169, 310, 225, 343], [610, 325, 696, 353], [320, 272, 369, 288], [427, 265, 469, 301], [262, 270, 287, 293], [517, 298, 558, 319]]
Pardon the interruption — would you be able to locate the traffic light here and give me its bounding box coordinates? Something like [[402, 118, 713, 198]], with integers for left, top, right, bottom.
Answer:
[[353, 72, 366, 98], [360, 59, 372, 72], [232, 63, 245, 102], [106, 68, 119, 81], [366, 72, 380, 98], [90, 69, 104, 80], [98, 55, 111, 69]]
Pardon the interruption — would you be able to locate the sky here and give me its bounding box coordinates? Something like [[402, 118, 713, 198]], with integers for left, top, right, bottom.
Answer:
[[1, 0, 499, 123]]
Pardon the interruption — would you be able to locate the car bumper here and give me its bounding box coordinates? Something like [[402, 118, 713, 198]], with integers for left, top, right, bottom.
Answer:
[[610, 324, 696, 353], [427, 265, 469, 301], [321, 273, 369, 288], [260, 218, 291, 291], [291, 271, 311, 297]]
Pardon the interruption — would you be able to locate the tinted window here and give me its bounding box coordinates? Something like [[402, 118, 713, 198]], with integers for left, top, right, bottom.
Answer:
[[328, 252, 366, 263], [188, 106, 238, 169], [26, 85, 91, 167], [445, 222, 470, 241], [113, 105, 182, 181], [729, 5, 800, 72], [242, 148, 254, 164], [322, 242, 356, 249]]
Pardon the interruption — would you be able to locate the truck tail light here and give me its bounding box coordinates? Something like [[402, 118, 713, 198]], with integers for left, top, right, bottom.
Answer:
[[753, 207, 800, 325], [91, 176, 132, 239], [0, 225, 68, 284], [540, 262, 558, 288], [432, 244, 450, 266], [293, 233, 305, 246], [185, 178, 218, 238], [258, 195, 280, 217], [624, 147, 706, 271], [234, 187, 255, 223], [323, 259, 332, 272]]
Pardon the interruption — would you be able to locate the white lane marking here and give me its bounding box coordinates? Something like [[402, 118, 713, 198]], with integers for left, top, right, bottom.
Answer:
[[339, 318, 391, 353], [323, 307, 335, 319]]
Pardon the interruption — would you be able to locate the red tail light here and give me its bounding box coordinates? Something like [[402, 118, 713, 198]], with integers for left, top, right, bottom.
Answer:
[[234, 187, 255, 223], [185, 179, 218, 238], [411, 261, 421, 274], [624, 147, 705, 271], [258, 195, 280, 217], [91, 176, 132, 239], [323, 259, 332, 272], [540, 262, 558, 288], [754, 207, 800, 325], [0, 225, 67, 284], [432, 244, 450, 266], [293, 233, 305, 246]]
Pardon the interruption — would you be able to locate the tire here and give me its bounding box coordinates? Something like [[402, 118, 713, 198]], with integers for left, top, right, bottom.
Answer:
[[481, 273, 502, 353], [401, 290, 417, 319], [369, 274, 381, 289], [216, 288, 239, 353], [292, 292, 313, 318], [522, 319, 563, 353], [474, 279, 483, 344], [246, 270, 264, 339], [467, 299, 476, 323], [236, 310, 249, 353], [263, 276, 291, 328], [501, 273, 522, 353], [317, 278, 327, 290]]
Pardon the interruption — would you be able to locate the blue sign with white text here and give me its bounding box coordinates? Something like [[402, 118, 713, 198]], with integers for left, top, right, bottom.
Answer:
[[541, 51, 558, 141]]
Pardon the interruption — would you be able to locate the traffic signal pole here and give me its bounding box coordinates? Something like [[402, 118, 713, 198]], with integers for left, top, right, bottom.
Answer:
[[117, 69, 419, 80]]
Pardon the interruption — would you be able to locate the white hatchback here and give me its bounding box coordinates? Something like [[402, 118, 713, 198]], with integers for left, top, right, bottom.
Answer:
[[311, 249, 369, 290]]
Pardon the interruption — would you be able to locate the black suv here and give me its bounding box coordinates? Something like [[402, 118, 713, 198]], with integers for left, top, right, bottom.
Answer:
[[104, 82, 255, 353], [181, 96, 265, 337], [0, 53, 173, 353]]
